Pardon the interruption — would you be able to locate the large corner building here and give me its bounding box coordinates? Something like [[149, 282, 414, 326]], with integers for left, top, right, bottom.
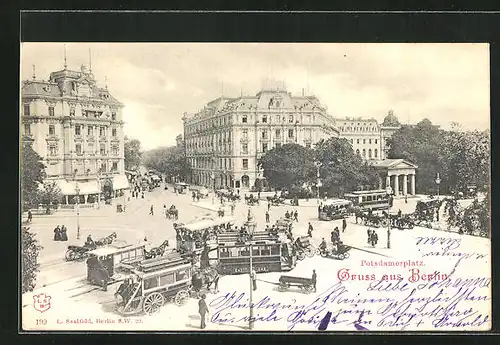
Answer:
[[21, 64, 129, 204], [183, 85, 339, 190]]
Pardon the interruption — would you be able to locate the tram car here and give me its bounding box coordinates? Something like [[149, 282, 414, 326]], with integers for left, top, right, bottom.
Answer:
[[214, 231, 296, 275], [86, 242, 146, 288], [344, 189, 391, 211], [114, 252, 192, 315], [174, 217, 236, 254], [318, 199, 352, 221]]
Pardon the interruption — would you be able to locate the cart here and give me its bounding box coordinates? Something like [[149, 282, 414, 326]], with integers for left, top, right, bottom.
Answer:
[[293, 236, 315, 260], [278, 275, 314, 293], [320, 243, 351, 260]]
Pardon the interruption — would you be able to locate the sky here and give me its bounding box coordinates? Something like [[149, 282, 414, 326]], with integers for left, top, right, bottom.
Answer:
[[20, 43, 490, 150]]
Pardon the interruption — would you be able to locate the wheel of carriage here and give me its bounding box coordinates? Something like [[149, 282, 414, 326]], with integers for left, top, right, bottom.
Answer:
[[174, 290, 190, 306], [320, 250, 328, 258], [314, 248, 320, 255], [297, 251, 306, 261], [302, 284, 314, 294], [343, 252, 350, 259], [65, 249, 76, 261], [143, 292, 165, 315], [305, 248, 315, 258], [338, 253, 346, 260], [278, 282, 289, 291]]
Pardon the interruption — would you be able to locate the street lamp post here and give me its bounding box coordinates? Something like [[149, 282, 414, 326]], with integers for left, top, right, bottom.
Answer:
[[386, 186, 393, 249], [245, 216, 256, 330], [314, 162, 322, 204], [96, 169, 102, 210], [435, 173, 441, 222]]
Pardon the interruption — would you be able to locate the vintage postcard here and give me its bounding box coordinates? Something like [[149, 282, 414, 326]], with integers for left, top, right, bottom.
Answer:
[[20, 42, 491, 332]]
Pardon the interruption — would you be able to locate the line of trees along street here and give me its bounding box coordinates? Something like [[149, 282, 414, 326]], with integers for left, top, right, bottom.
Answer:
[[142, 146, 191, 182], [124, 136, 143, 171], [258, 138, 380, 197], [387, 119, 490, 195]]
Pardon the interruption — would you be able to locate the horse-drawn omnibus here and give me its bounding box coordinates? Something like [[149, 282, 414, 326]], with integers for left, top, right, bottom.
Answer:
[[86, 242, 146, 288], [114, 252, 192, 315], [344, 189, 391, 211], [214, 231, 296, 275], [174, 217, 236, 254], [318, 199, 352, 221]]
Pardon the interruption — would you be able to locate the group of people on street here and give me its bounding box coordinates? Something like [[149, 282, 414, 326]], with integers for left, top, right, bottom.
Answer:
[[53, 225, 68, 241], [367, 229, 379, 247], [284, 210, 299, 221]]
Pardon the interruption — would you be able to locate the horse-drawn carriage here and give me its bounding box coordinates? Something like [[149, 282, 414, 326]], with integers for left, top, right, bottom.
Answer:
[[244, 194, 260, 206], [320, 242, 351, 260], [278, 275, 314, 293], [216, 189, 240, 201], [293, 236, 316, 261], [143, 240, 170, 259], [318, 199, 352, 221], [114, 253, 192, 315], [86, 242, 146, 288], [267, 195, 285, 206], [391, 214, 415, 229], [65, 232, 118, 261], [166, 205, 179, 220], [354, 209, 389, 228]]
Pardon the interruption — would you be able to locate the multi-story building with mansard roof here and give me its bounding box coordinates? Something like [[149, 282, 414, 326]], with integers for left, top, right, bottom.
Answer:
[[21, 64, 129, 204], [183, 84, 339, 190]]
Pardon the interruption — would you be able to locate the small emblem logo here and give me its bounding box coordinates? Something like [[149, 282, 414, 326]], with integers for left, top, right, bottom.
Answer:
[[33, 293, 51, 313]]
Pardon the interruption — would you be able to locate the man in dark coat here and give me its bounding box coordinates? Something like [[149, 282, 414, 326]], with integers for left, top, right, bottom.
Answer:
[[265, 211, 270, 223], [293, 210, 298, 222], [342, 218, 347, 233], [198, 294, 209, 329], [27, 210, 32, 223], [312, 270, 317, 293], [53, 225, 61, 241], [307, 222, 314, 237]]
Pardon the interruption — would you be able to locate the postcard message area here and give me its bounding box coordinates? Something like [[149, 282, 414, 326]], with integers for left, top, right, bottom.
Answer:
[[22, 233, 491, 331]]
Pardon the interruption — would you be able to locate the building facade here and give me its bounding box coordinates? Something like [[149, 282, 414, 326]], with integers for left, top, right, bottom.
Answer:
[[335, 110, 401, 161], [21, 64, 129, 203], [183, 86, 339, 190]]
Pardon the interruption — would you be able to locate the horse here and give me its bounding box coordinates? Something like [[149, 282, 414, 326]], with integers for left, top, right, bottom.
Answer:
[[167, 205, 179, 220], [143, 240, 170, 259]]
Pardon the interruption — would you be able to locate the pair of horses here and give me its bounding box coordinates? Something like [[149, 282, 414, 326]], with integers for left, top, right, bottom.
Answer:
[[143, 240, 170, 259]]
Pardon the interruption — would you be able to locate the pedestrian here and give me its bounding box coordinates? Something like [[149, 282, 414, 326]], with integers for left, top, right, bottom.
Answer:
[[192, 191, 196, 202], [293, 210, 298, 222], [198, 294, 209, 329], [257, 191, 261, 200], [230, 202, 235, 216], [267, 202, 271, 211], [237, 189, 240, 196], [308, 222, 313, 237], [312, 269, 317, 292], [342, 218, 347, 233], [196, 193, 200, 202], [285, 210, 290, 219], [60, 225, 68, 241], [141, 191, 144, 199], [149, 205, 154, 215], [251, 269, 257, 291], [405, 194, 408, 203], [27, 210, 32, 223], [367, 229, 372, 244], [53, 225, 61, 241], [265, 211, 270, 223], [213, 274, 220, 293]]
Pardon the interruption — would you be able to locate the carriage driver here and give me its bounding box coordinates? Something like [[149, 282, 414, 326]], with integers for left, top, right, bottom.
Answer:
[[85, 234, 95, 248], [319, 238, 327, 254]]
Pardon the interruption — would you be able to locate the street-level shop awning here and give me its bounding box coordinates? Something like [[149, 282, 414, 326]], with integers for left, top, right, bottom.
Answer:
[[77, 180, 99, 195], [54, 179, 77, 196], [113, 174, 130, 190]]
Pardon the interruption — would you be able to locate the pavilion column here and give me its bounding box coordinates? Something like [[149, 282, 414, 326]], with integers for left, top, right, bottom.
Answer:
[[378, 175, 383, 189], [410, 174, 416, 195], [402, 175, 408, 196], [84, 195, 88, 204], [65, 195, 69, 205], [394, 174, 400, 196], [386, 175, 391, 189]]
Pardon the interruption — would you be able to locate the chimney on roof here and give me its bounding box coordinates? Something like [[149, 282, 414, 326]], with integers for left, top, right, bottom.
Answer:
[[63, 44, 67, 70]]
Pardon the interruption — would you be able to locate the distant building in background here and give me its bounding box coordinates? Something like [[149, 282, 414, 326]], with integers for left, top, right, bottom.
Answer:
[[183, 82, 339, 190], [175, 134, 184, 148], [335, 110, 402, 160], [21, 63, 129, 204]]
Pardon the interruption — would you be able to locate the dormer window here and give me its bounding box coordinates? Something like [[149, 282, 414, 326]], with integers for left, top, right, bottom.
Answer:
[[43, 86, 51, 93], [111, 112, 116, 120]]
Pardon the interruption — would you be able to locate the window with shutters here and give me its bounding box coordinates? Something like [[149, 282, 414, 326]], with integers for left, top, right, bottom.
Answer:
[[48, 106, 55, 116], [49, 125, 55, 135], [242, 159, 248, 170], [75, 125, 81, 135], [24, 104, 30, 116]]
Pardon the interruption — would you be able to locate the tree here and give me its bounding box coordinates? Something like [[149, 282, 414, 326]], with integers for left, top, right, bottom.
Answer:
[[124, 136, 142, 171], [37, 181, 63, 206], [387, 119, 445, 194], [21, 226, 43, 293], [142, 146, 191, 182], [314, 137, 380, 197], [259, 144, 316, 189], [21, 138, 46, 210]]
